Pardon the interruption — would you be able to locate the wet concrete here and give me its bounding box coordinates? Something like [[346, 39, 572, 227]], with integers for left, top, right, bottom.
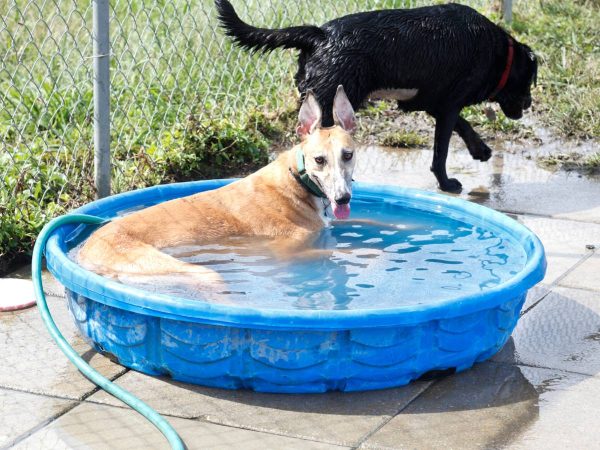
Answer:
[[361, 362, 540, 449], [87, 373, 431, 447], [514, 216, 599, 286], [505, 366, 600, 450], [361, 362, 600, 450], [559, 255, 600, 291], [493, 286, 600, 376], [354, 140, 600, 223]]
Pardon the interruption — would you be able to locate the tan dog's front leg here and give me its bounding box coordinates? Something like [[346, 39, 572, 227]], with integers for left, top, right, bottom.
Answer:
[[268, 234, 351, 261], [341, 218, 410, 230]]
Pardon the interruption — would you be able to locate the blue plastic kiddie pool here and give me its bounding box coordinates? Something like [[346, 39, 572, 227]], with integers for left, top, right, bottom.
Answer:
[[44, 180, 546, 393]]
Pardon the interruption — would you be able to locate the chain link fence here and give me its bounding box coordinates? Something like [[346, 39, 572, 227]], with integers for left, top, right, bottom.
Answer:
[[1, 0, 501, 272]]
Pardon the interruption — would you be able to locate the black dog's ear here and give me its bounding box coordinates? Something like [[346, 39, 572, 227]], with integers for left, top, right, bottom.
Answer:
[[532, 54, 538, 87], [333, 85, 356, 133], [297, 90, 322, 138], [527, 51, 538, 87]]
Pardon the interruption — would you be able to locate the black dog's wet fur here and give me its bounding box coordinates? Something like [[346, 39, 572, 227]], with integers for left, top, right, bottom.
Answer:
[[215, 0, 537, 192]]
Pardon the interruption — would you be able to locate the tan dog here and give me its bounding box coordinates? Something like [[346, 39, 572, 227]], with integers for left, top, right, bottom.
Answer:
[[78, 86, 357, 289]]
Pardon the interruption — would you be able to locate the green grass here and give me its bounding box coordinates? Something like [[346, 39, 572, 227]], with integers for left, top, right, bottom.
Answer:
[[0, 0, 598, 274], [539, 151, 600, 173], [507, 0, 600, 138], [381, 131, 427, 148]]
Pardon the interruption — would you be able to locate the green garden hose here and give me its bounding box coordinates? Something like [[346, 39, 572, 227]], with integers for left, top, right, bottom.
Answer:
[[32, 213, 185, 450]]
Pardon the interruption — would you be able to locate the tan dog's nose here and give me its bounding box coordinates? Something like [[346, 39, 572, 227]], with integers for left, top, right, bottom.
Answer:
[[335, 194, 351, 205]]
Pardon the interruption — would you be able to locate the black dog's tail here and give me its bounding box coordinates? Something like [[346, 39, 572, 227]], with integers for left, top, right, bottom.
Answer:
[[215, 0, 325, 53]]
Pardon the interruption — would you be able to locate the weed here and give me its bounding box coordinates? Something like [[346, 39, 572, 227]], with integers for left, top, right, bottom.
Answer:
[[381, 131, 427, 148], [538, 151, 600, 173]]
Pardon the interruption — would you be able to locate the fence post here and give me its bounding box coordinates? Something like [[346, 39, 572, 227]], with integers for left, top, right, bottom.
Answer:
[[93, 0, 111, 198], [502, 0, 513, 23]]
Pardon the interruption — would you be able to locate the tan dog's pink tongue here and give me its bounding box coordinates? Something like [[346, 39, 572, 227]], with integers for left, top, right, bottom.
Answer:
[[333, 203, 350, 220]]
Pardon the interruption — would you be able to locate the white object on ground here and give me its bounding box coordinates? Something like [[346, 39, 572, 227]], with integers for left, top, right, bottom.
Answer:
[[0, 278, 36, 312]]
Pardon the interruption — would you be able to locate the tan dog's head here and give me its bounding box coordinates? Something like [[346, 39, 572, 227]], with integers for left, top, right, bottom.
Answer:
[[296, 85, 357, 220]]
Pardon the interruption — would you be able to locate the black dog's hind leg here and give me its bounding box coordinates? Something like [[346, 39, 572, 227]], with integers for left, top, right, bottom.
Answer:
[[431, 110, 463, 193], [454, 116, 493, 162]]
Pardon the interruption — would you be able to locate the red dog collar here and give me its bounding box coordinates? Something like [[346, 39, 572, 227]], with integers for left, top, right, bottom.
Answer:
[[489, 38, 514, 100]]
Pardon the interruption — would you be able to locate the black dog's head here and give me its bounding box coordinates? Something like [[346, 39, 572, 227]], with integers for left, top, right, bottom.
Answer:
[[496, 43, 538, 120]]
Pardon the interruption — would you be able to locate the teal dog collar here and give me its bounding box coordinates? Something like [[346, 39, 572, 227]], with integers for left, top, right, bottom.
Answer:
[[290, 147, 328, 199]]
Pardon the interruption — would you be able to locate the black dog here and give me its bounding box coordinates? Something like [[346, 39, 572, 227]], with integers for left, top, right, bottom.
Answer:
[[215, 0, 537, 192]]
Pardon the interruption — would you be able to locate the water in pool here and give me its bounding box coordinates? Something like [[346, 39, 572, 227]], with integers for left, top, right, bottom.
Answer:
[[74, 197, 527, 310]]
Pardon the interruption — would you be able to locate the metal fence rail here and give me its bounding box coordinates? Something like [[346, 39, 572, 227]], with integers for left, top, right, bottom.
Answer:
[[0, 0, 505, 267]]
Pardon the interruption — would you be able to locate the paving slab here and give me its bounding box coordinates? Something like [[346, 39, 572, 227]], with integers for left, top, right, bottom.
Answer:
[[360, 363, 600, 450], [0, 387, 75, 448], [559, 255, 600, 292], [87, 371, 430, 447], [514, 216, 599, 311], [354, 144, 600, 223], [14, 402, 347, 450], [515, 216, 600, 286], [507, 366, 600, 450], [521, 285, 549, 312], [510, 367, 600, 450], [0, 294, 125, 399], [493, 286, 600, 376]]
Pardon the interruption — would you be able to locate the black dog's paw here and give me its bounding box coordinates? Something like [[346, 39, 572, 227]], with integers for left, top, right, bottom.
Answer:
[[439, 178, 463, 193], [469, 141, 493, 162]]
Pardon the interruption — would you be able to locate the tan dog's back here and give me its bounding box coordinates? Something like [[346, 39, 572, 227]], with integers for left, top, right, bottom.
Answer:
[[79, 152, 314, 275]]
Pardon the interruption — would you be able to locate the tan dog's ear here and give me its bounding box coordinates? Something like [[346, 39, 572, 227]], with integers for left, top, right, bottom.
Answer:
[[296, 90, 322, 138], [333, 85, 356, 133]]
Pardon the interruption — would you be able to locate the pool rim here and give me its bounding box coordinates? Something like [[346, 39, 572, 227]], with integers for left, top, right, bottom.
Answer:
[[45, 180, 546, 330]]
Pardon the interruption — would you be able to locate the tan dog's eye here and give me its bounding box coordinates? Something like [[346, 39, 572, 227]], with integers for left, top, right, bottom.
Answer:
[[314, 156, 325, 165], [342, 152, 353, 161]]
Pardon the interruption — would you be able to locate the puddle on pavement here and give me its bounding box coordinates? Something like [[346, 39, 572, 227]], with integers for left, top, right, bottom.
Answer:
[[354, 138, 600, 223]]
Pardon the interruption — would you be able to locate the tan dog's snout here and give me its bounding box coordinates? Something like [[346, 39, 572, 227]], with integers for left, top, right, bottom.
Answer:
[[331, 161, 353, 204]]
